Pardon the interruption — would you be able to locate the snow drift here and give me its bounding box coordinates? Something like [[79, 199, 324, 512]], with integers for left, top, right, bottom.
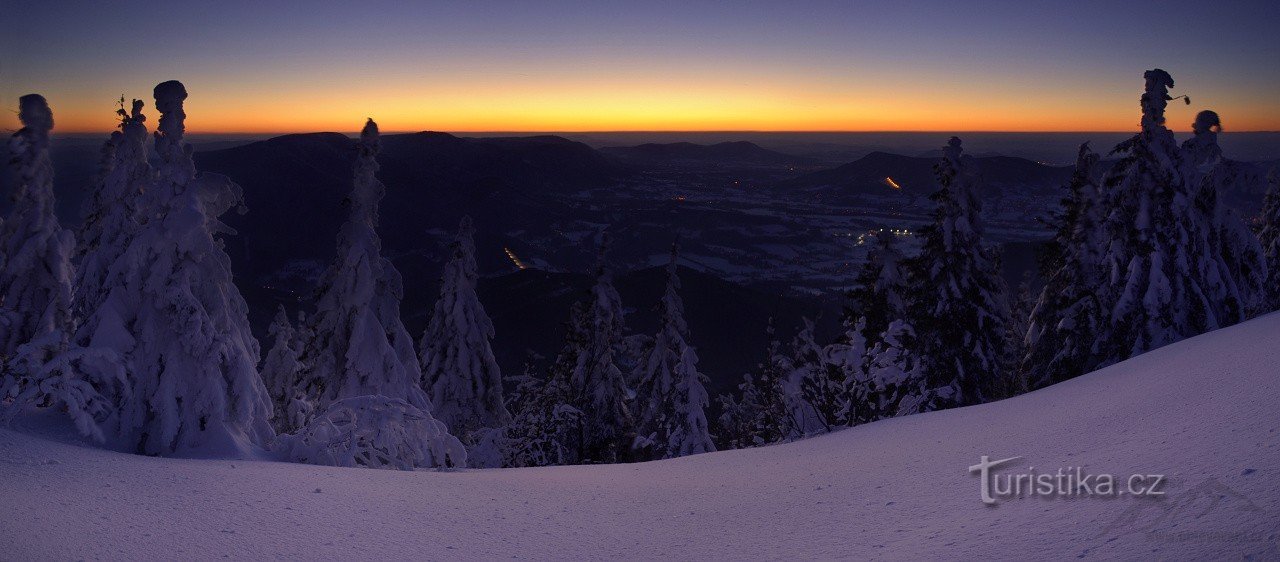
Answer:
[[3, 312, 1278, 559]]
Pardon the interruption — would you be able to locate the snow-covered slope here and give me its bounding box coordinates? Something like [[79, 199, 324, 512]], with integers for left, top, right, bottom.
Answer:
[[3, 314, 1279, 559]]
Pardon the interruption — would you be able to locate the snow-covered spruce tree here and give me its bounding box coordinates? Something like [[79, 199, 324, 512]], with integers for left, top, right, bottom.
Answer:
[[503, 303, 589, 467], [505, 235, 633, 465], [786, 318, 846, 435], [79, 81, 273, 455], [68, 99, 153, 421], [566, 232, 633, 462], [1094, 70, 1262, 367], [0, 95, 75, 362], [419, 215, 510, 443], [0, 95, 111, 439], [1180, 110, 1266, 318], [632, 243, 714, 460], [1094, 70, 1189, 365], [829, 317, 874, 425], [261, 306, 305, 433], [844, 233, 908, 344], [834, 234, 918, 425], [905, 136, 1009, 407], [1022, 143, 1107, 388], [75, 98, 151, 323], [863, 319, 922, 419], [1261, 169, 1280, 313], [716, 319, 793, 449], [287, 119, 463, 469]]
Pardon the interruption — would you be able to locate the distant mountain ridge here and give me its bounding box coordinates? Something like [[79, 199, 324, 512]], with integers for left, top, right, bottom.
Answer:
[[195, 130, 620, 281], [776, 150, 1075, 197]]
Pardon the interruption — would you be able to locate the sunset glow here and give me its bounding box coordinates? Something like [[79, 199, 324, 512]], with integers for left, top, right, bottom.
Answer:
[[4, 1, 1278, 134]]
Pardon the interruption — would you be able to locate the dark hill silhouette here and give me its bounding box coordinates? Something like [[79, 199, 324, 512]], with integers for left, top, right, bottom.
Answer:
[[777, 151, 1074, 197], [195, 131, 620, 285]]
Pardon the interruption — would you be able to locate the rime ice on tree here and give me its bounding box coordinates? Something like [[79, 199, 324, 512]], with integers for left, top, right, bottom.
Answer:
[[906, 136, 1009, 407], [632, 243, 714, 459], [1179, 110, 1266, 319], [261, 306, 305, 433], [0, 95, 74, 360], [569, 232, 633, 462], [75, 98, 152, 326], [502, 303, 589, 467], [717, 319, 791, 449], [786, 318, 842, 436], [1261, 170, 1280, 312], [865, 320, 921, 416], [504, 233, 633, 466], [420, 216, 510, 445], [70, 82, 275, 455], [1094, 70, 1263, 368], [1022, 143, 1106, 387], [0, 95, 112, 439], [286, 119, 463, 469], [845, 233, 908, 345]]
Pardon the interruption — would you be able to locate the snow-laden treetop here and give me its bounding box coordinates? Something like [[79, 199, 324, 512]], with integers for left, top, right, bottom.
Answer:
[[1184, 110, 1225, 167], [1071, 142, 1093, 172], [1141, 68, 1175, 133], [153, 80, 195, 186], [351, 118, 384, 228], [942, 136, 963, 164], [17, 94, 54, 141], [10, 94, 55, 199]]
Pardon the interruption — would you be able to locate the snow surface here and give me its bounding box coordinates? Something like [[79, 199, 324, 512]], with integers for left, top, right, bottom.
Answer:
[[3, 313, 1279, 559]]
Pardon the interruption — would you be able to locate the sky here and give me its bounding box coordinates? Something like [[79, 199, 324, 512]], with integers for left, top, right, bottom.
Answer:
[[3, 0, 1278, 134]]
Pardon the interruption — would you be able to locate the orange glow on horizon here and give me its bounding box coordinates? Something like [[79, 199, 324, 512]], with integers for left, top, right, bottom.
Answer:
[[9, 79, 1279, 135]]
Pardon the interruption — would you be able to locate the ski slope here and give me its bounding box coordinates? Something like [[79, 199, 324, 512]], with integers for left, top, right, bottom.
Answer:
[[3, 314, 1279, 560]]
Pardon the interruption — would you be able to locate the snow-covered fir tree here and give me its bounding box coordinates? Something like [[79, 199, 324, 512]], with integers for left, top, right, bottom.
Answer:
[[503, 303, 589, 467], [0, 94, 76, 363], [1094, 70, 1192, 364], [1094, 70, 1264, 367], [1022, 143, 1107, 387], [294, 119, 432, 417], [833, 232, 919, 426], [419, 216, 510, 442], [75, 98, 152, 323], [716, 319, 792, 449], [505, 234, 635, 465], [288, 118, 463, 468], [828, 317, 873, 426], [79, 81, 273, 455], [787, 318, 844, 435], [0, 95, 111, 439], [632, 243, 715, 459], [844, 233, 908, 344], [1179, 110, 1266, 318], [861, 319, 922, 419], [261, 306, 304, 433], [1261, 169, 1280, 313], [567, 232, 633, 462], [906, 136, 1009, 407]]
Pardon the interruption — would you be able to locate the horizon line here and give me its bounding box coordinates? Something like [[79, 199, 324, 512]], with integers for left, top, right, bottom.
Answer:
[[42, 128, 1280, 136]]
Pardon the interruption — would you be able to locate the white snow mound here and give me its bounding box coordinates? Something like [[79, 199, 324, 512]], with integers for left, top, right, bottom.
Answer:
[[2, 313, 1279, 559]]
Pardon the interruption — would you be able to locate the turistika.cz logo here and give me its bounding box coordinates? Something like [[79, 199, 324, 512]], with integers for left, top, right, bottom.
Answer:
[[969, 456, 1166, 505]]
